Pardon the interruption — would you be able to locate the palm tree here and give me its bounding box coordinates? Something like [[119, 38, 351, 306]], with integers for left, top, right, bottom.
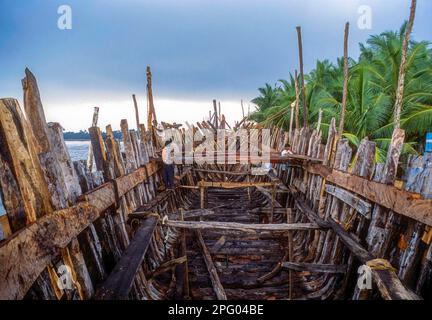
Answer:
[[250, 24, 432, 161]]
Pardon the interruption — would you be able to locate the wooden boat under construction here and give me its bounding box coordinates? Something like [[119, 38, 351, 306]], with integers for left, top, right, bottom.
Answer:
[[0, 66, 431, 301]]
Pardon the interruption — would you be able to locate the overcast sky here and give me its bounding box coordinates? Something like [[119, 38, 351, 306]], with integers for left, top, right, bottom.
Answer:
[[0, 0, 430, 131]]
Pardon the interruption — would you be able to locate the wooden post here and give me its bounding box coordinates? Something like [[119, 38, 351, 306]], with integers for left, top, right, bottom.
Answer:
[[87, 107, 99, 172], [317, 108, 323, 133], [241, 100, 245, 118], [296, 27, 308, 127], [0, 98, 53, 231], [394, 0, 417, 129], [132, 94, 140, 135], [271, 183, 276, 223], [339, 22, 350, 137], [22, 68, 51, 154], [88, 126, 107, 173], [200, 185, 205, 209], [294, 70, 300, 130], [287, 208, 293, 300], [180, 208, 190, 299], [213, 99, 219, 129], [289, 102, 295, 140], [120, 119, 138, 173]]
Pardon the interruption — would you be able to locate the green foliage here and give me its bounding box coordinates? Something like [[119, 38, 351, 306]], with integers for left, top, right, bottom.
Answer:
[[250, 24, 432, 161]]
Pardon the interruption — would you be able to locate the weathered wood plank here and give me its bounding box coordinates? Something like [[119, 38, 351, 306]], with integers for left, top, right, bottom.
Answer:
[[307, 164, 432, 226], [324, 184, 372, 219], [0, 161, 161, 299], [196, 230, 227, 300], [0, 98, 53, 231], [282, 262, 347, 274], [165, 220, 321, 233], [0, 202, 98, 300], [95, 216, 158, 299]]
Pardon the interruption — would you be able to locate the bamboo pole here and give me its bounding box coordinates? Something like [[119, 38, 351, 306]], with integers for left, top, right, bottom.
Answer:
[[394, 0, 417, 129], [296, 27, 308, 127]]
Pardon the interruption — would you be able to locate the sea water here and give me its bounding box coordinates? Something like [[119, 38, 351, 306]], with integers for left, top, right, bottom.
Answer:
[[0, 140, 90, 216]]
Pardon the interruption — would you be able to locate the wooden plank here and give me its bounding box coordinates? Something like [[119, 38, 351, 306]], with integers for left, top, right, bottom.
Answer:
[[196, 230, 227, 300], [282, 262, 347, 274], [295, 199, 330, 229], [307, 163, 432, 226], [165, 220, 321, 233], [95, 216, 158, 299], [198, 181, 275, 189], [0, 98, 53, 232], [22, 68, 51, 154], [328, 218, 421, 300], [129, 209, 214, 221], [0, 161, 161, 300], [0, 202, 98, 300], [324, 184, 372, 219]]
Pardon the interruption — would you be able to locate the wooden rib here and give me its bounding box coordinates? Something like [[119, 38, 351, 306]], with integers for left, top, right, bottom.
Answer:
[[95, 216, 158, 299], [196, 230, 227, 300]]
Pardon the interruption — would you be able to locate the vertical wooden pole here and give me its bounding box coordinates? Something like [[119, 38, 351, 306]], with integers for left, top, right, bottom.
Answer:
[[87, 107, 99, 172], [339, 22, 350, 137], [296, 27, 308, 127], [294, 70, 300, 130], [271, 183, 276, 223], [241, 100, 245, 118], [287, 208, 293, 300], [317, 108, 323, 133], [213, 99, 219, 129], [394, 0, 417, 129], [180, 208, 190, 299], [200, 185, 205, 209], [289, 102, 295, 139], [132, 94, 141, 134]]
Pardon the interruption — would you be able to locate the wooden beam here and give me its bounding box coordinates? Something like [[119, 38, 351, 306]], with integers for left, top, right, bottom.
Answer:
[[129, 209, 214, 221], [193, 168, 250, 176], [198, 181, 275, 189], [0, 161, 160, 300], [0, 202, 98, 300], [95, 216, 158, 299], [296, 200, 420, 300], [324, 184, 372, 219], [196, 230, 227, 300], [165, 220, 321, 233], [295, 199, 330, 229], [307, 163, 432, 226], [282, 262, 347, 274], [328, 219, 421, 300]]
